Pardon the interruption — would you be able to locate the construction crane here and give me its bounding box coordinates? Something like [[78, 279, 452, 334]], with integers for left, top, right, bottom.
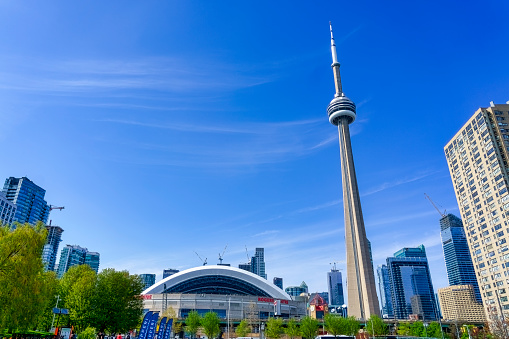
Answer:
[[218, 244, 228, 265], [49, 205, 65, 212], [245, 246, 250, 262], [424, 193, 446, 218], [194, 251, 207, 266]]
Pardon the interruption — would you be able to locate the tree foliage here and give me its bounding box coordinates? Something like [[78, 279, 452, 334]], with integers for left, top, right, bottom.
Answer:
[[200, 312, 220, 339], [299, 316, 319, 339], [397, 322, 410, 336], [265, 317, 283, 339], [426, 322, 443, 338], [324, 314, 344, 337], [185, 311, 201, 339], [365, 314, 387, 336], [410, 321, 424, 337], [0, 222, 56, 332], [284, 319, 300, 339], [60, 265, 97, 332], [235, 320, 250, 338], [343, 317, 359, 336], [163, 307, 183, 337], [89, 268, 144, 333]]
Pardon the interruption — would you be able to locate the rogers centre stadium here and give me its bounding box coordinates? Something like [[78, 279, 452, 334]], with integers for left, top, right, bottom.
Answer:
[[142, 265, 307, 319]]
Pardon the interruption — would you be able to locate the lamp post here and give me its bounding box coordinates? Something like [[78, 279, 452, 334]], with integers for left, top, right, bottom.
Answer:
[[424, 323, 428, 338]]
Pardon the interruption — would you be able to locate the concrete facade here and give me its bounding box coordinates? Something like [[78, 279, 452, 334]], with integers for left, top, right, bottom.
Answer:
[[444, 102, 509, 321], [326, 24, 380, 320], [438, 285, 486, 323]]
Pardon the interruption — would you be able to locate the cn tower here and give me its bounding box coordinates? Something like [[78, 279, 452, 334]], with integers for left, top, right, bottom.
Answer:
[[327, 23, 380, 320]]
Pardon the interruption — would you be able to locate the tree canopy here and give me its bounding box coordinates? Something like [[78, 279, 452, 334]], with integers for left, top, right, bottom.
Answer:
[[235, 319, 250, 338], [200, 312, 220, 339], [185, 311, 201, 339], [299, 316, 319, 339], [265, 317, 283, 339]]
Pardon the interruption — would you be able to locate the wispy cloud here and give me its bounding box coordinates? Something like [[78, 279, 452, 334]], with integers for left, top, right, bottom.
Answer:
[[362, 170, 440, 197]]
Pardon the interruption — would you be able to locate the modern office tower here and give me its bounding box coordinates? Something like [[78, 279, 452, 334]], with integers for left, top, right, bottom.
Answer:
[[42, 223, 64, 271], [238, 263, 251, 271], [377, 265, 394, 319], [440, 213, 481, 302], [438, 285, 486, 323], [386, 245, 438, 320], [57, 245, 88, 278], [0, 193, 16, 225], [140, 274, 156, 290], [85, 252, 100, 273], [326, 24, 380, 319], [163, 268, 179, 279], [2, 177, 50, 224], [327, 268, 345, 306], [285, 281, 309, 297], [251, 248, 267, 279], [444, 101, 509, 320], [273, 277, 283, 290]]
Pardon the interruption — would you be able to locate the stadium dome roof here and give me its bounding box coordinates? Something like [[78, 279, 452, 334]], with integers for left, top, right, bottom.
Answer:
[[142, 265, 291, 300]]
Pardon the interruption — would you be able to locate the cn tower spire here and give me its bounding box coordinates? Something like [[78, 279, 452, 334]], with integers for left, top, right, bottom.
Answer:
[[326, 22, 380, 320], [329, 22, 342, 97]]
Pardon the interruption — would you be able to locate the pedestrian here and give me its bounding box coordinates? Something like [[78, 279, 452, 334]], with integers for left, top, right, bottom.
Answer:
[[116, 334, 122, 339]]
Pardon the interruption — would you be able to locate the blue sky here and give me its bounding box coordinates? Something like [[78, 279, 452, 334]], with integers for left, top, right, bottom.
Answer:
[[1, 1, 508, 299]]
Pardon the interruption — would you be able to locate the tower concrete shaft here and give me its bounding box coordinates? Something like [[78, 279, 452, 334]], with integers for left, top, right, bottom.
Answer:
[[327, 23, 380, 320]]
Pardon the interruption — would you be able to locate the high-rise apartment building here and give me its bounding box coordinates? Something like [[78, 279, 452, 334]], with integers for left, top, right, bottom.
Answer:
[[327, 268, 345, 306], [440, 214, 481, 302], [377, 264, 394, 319], [238, 248, 267, 279], [140, 273, 156, 290], [444, 102, 509, 320], [2, 177, 50, 224], [163, 268, 179, 279], [42, 223, 64, 271], [57, 244, 100, 277], [386, 245, 438, 320], [251, 248, 267, 279], [0, 193, 16, 225], [438, 285, 486, 323], [273, 277, 283, 290], [85, 252, 100, 273], [326, 24, 379, 319]]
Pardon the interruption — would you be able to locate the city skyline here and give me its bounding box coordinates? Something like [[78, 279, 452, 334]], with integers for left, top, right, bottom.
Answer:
[[0, 1, 508, 295]]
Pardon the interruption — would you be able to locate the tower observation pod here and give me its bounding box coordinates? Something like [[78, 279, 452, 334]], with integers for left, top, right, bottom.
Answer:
[[326, 22, 380, 320]]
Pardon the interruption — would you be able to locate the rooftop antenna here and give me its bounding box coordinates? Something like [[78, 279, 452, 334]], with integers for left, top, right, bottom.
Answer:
[[245, 245, 250, 262], [330, 262, 342, 271], [218, 244, 228, 265], [194, 251, 207, 266]]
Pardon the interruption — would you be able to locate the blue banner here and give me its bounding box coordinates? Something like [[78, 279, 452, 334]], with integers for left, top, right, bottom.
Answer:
[[146, 312, 160, 339], [138, 312, 153, 339], [162, 319, 173, 339], [157, 317, 168, 339]]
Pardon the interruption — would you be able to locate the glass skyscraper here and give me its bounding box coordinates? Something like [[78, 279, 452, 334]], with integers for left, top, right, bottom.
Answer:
[[386, 245, 438, 320], [0, 193, 16, 226], [57, 244, 100, 277], [140, 274, 156, 290], [2, 177, 50, 225], [251, 248, 267, 279], [327, 268, 345, 306], [85, 251, 100, 273], [440, 214, 481, 302], [42, 224, 64, 271], [377, 264, 394, 319]]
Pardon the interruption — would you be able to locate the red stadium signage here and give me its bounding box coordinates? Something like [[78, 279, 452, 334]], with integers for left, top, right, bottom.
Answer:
[[142, 295, 153, 300], [258, 297, 288, 304]]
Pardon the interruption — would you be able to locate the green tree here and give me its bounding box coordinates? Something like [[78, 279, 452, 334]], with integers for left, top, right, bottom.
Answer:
[[344, 317, 359, 336], [365, 314, 387, 336], [299, 316, 319, 339], [265, 317, 283, 339], [426, 322, 443, 338], [200, 312, 220, 339], [163, 307, 183, 338], [324, 314, 344, 337], [79, 327, 97, 339], [410, 321, 424, 337], [397, 322, 410, 336], [185, 311, 201, 339], [235, 320, 250, 338], [284, 319, 300, 339], [60, 265, 97, 333], [90, 268, 144, 333], [0, 222, 56, 332]]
